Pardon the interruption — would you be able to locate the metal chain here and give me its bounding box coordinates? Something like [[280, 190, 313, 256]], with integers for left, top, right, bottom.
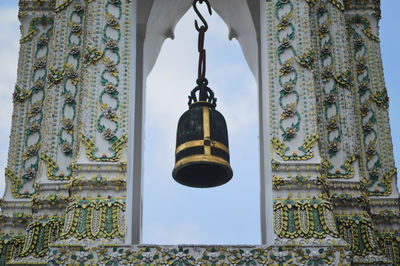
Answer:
[[193, 0, 212, 80]]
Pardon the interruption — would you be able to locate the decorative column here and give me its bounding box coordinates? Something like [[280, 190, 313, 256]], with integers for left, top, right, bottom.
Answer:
[[49, 0, 133, 256], [266, 0, 349, 260], [12, 0, 86, 263], [0, 0, 134, 263], [0, 0, 55, 264], [345, 0, 400, 264], [309, 0, 386, 263]]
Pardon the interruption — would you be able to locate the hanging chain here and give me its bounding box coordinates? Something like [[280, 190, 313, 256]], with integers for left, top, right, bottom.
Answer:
[[193, 0, 212, 80]]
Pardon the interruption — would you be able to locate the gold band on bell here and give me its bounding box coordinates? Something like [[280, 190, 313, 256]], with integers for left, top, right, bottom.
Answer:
[[203, 106, 211, 155], [175, 140, 229, 154], [174, 154, 231, 170]]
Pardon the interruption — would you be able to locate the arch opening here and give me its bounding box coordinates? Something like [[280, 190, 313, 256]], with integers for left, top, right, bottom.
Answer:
[[141, 0, 259, 81], [142, 4, 261, 244]]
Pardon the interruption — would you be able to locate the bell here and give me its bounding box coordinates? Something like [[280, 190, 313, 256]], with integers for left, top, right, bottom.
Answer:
[[172, 79, 233, 188]]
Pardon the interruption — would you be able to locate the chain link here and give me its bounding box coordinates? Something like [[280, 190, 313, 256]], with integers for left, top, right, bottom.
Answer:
[[193, 0, 212, 80]]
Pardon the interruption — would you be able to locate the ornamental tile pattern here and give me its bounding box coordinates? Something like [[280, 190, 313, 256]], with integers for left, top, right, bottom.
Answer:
[[0, 0, 399, 265]]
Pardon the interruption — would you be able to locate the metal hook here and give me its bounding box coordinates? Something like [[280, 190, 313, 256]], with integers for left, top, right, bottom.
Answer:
[[193, 0, 212, 32]]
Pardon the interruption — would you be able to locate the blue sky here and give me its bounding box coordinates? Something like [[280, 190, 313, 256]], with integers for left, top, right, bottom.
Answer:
[[381, 1, 400, 186], [0, 1, 398, 245]]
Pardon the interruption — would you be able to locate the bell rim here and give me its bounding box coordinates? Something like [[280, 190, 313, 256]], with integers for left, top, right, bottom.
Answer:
[[172, 155, 233, 188]]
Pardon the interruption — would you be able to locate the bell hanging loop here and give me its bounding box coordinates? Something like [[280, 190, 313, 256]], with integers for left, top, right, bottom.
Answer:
[[193, 0, 212, 32]]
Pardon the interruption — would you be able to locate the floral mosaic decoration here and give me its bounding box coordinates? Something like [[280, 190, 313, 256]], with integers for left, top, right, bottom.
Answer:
[[314, 2, 343, 158], [276, 0, 301, 142], [9, 15, 54, 198], [97, 0, 122, 144], [57, 1, 85, 159], [273, 198, 339, 239], [60, 197, 125, 241], [347, 15, 393, 196], [48, 245, 352, 265]]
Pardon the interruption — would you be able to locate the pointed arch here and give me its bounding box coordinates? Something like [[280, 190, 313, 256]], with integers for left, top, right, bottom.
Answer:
[[142, 0, 258, 80], [126, 0, 273, 245]]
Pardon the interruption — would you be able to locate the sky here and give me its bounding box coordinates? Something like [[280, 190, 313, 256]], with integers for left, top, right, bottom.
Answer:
[[0, 0, 399, 245]]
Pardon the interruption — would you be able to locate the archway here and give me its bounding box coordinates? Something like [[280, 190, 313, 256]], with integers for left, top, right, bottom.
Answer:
[[143, 5, 260, 244], [126, 0, 273, 245]]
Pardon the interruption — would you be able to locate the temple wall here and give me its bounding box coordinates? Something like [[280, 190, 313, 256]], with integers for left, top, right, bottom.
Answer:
[[0, 0, 399, 265]]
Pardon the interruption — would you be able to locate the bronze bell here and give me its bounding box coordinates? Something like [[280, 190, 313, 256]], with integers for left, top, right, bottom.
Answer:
[[172, 79, 233, 188]]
